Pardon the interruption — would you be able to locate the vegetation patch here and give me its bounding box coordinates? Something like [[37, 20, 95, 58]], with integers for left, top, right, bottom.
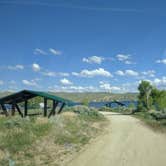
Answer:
[[99, 105, 134, 114], [134, 112, 166, 133], [0, 106, 106, 166]]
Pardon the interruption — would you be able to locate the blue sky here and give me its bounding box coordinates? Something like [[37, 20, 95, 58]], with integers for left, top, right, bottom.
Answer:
[[0, 0, 166, 93]]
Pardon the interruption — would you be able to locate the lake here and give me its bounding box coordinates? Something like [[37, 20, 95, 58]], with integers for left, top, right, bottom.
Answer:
[[73, 101, 138, 108]]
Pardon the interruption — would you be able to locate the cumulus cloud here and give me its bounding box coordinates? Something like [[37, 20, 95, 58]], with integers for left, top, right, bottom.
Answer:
[[152, 77, 166, 88], [82, 56, 104, 64], [60, 78, 73, 85], [42, 71, 56, 77], [125, 70, 139, 76], [34, 48, 62, 56], [115, 70, 125, 76], [34, 48, 47, 55], [32, 63, 41, 72], [22, 80, 38, 87], [42, 71, 69, 77], [156, 59, 166, 64], [7, 64, 24, 70], [142, 70, 155, 77], [116, 54, 135, 64], [115, 70, 139, 77], [72, 68, 113, 78], [116, 54, 130, 61], [48, 85, 96, 93], [137, 77, 166, 90], [49, 48, 62, 55], [59, 72, 70, 77], [99, 81, 121, 92]]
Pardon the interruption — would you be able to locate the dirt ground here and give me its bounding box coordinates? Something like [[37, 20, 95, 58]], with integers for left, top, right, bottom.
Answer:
[[67, 112, 166, 166]]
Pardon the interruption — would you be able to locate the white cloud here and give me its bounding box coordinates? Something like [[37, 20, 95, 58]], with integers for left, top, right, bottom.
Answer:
[[116, 54, 130, 61], [7, 64, 24, 70], [48, 85, 96, 92], [49, 48, 62, 55], [116, 54, 135, 64], [142, 70, 155, 77], [60, 78, 73, 85], [125, 70, 139, 76], [32, 63, 41, 72], [34, 48, 47, 55], [15, 65, 24, 70], [137, 77, 166, 90], [42, 71, 56, 77], [124, 60, 133, 64], [22, 80, 38, 87], [72, 72, 79, 76], [72, 68, 113, 78], [115, 70, 125, 76], [152, 77, 166, 88], [82, 56, 104, 64], [0, 80, 4, 85], [99, 81, 121, 92], [120, 81, 139, 93], [34, 48, 62, 56], [59, 72, 70, 77], [115, 69, 139, 77], [156, 59, 166, 64], [42, 71, 70, 77]]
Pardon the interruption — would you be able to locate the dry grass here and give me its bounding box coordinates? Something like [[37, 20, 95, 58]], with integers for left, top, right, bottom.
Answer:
[[0, 108, 106, 166]]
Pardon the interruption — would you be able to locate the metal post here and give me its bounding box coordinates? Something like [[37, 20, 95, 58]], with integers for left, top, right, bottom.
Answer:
[[0, 103, 8, 116], [57, 103, 65, 114], [48, 100, 59, 118], [24, 99, 28, 117], [44, 98, 47, 117], [11, 103, 15, 116]]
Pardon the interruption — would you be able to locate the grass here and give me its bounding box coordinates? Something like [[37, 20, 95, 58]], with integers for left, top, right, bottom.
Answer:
[[133, 111, 166, 133], [99, 106, 134, 114], [0, 106, 106, 166], [0, 117, 51, 153]]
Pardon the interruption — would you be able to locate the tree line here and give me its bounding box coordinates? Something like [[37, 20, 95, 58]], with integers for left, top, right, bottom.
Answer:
[[138, 81, 166, 111]]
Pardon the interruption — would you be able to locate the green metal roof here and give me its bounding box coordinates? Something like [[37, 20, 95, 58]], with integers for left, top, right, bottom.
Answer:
[[0, 90, 73, 105]]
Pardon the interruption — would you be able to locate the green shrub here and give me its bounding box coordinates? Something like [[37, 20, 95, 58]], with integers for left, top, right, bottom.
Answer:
[[99, 106, 112, 112], [0, 117, 52, 153], [66, 105, 105, 121], [50, 115, 97, 146]]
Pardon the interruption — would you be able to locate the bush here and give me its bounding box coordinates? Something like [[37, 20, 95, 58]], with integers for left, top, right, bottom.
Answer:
[[64, 106, 105, 121], [50, 115, 91, 145], [0, 117, 52, 153], [99, 106, 112, 112]]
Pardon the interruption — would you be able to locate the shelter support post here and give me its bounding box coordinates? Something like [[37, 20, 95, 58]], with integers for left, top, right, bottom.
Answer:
[[0, 103, 8, 116], [57, 103, 65, 114], [53, 101, 59, 115], [48, 100, 59, 118], [15, 104, 24, 118], [11, 103, 15, 116], [44, 98, 47, 117], [24, 99, 28, 117]]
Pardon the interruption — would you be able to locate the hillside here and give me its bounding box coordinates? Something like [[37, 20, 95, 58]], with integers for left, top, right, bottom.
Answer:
[[0, 91, 138, 102]]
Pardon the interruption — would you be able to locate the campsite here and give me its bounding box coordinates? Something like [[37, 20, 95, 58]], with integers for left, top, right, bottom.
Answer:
[[0, 1, 166, 166]]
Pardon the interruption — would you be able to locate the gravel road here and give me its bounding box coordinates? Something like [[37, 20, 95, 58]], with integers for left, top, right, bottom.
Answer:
[[67, 112, 166, 166]]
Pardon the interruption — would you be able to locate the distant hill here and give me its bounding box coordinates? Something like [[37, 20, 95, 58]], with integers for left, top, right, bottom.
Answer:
[[0, 91, 138, 102], [51, 92, 138, 102], [0, 91, 13, 98]]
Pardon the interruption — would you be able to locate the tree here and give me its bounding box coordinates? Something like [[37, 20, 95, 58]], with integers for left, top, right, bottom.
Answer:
[[138, 81, 153, 110], [151, 89, 166, 111]]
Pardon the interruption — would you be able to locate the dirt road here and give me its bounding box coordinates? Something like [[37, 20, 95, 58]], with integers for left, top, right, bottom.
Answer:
[[67, 112, 166, 166]]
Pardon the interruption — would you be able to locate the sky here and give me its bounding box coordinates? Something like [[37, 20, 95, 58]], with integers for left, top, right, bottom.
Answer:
[[0, 0, 166, 93]]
